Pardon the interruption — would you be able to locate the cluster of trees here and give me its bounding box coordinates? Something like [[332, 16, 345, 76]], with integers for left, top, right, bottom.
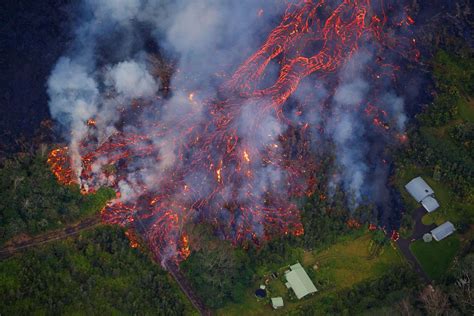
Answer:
[[449, 122, 474, 157], [402, 50, 474, 197], [181, 224, 254, 309], [395, 252, 474, 315], [299, 190, 353, 250], [0, 149, 115, 245], [0, 226, 188, 315]]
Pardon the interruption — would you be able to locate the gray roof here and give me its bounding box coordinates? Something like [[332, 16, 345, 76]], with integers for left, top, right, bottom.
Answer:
[[405, 177, 434, 202], [421, 196, 440, 213], [431, 221, 455, 241], [285, 262, 317, 299], [271, 297, 284, 308]]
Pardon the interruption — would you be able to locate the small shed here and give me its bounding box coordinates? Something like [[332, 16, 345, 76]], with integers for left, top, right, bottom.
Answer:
[[430, 221, 455, 241], [421, 196, 440, 213], [271, 297, 284, 309], [285, 262, 317, 299]]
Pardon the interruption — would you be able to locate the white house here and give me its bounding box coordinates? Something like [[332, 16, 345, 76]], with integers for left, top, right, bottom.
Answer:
[[405, 177, 440, 212], [285, 262, 317, 299], [431, 221, 456, 241]]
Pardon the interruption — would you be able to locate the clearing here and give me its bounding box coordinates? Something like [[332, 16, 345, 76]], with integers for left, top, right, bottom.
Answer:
[[217, 232, 403, 315]]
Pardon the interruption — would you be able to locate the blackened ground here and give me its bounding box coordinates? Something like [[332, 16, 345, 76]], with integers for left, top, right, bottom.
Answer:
[[0, 0, 75, 155]]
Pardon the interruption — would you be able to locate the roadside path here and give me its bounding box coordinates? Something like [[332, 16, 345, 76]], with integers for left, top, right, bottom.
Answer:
[[163, 260, 212, 316], [0, 217, 101, 260], [396, 207, 436, 283]]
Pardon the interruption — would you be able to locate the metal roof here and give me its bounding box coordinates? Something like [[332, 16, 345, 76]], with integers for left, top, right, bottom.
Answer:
[[271, 297, 284, 308], [405, 177, 434, 202], [431, 221, 455, 241], [421, 196, 440, 213], [285, 262, 317, 299]]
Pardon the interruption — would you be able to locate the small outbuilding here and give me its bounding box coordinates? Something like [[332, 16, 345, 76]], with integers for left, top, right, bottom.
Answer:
[[430, 221, 456, 241], [271, 297, 284, 309], [405, 177, 440, 212], [421, 196, 440, 213], [285, 262, 317, 299]]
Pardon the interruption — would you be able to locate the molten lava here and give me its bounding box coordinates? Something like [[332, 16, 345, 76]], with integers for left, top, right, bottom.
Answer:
[[48, 0, 418, 263]]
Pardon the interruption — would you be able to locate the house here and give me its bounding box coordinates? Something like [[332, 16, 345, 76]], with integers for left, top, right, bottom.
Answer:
[[271, 297, 284, 309], [405, 177, 440, 212], [285, 262, 317, 299], [430, 221, 455, 241]]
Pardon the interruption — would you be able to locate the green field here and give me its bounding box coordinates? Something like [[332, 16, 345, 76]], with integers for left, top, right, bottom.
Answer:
[[217, 232, 403, 315], [459, 98, 474, 122], [410, 235, 461, 280]]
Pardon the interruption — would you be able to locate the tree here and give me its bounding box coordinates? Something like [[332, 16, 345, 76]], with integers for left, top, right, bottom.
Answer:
[[419, 285, 450, 316]]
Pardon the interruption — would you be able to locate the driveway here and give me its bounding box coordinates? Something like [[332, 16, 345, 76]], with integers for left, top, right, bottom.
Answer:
[[396, 207, 436, 283]]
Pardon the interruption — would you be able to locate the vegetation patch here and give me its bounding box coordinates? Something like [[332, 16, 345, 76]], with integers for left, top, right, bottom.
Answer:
[[0, 226, 193, 315], [0, 150, 115, 245], [303, 232, 402, 291], [396, 50, 474, 237], [410, 235, 461, 280]]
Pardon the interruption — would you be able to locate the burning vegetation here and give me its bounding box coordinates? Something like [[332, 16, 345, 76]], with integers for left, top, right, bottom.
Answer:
[[47, 0, 419, 264]]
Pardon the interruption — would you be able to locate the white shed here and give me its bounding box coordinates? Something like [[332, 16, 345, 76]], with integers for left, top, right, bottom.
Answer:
[[421, 196, 440, 213], [271, 297, 284, 309], [430, 221, 455, 241]]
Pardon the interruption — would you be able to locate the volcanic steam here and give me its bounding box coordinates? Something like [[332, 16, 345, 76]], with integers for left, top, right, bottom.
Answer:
[[47, 0, 419, 263]]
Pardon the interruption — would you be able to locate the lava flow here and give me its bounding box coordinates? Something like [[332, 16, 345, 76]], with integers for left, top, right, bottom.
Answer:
[[48, 0, 418, 264]]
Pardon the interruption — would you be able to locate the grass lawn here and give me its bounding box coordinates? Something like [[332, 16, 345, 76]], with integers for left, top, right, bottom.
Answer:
[[410, 235, 461, 280], [302, 233, 403, 290], [217, 232, 403, 315], [421, 176, 474, 226], [394, 163, 424, 215], [459, 97, 474, 123]]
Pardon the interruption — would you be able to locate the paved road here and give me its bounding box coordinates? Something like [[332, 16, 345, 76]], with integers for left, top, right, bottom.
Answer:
[[396, 207, 436, 283], [163, 259, 212, 316], [0, 217, 101, 260]]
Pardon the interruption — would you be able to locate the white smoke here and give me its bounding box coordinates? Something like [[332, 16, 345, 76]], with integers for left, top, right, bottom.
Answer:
[[47, 57, 99, 175], [328, 51, 373, 207], [106, 60, 159, 99]]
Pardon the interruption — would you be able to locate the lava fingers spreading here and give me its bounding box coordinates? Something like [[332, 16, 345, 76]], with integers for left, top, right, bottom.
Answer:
[[48, 0, 418, 263]]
